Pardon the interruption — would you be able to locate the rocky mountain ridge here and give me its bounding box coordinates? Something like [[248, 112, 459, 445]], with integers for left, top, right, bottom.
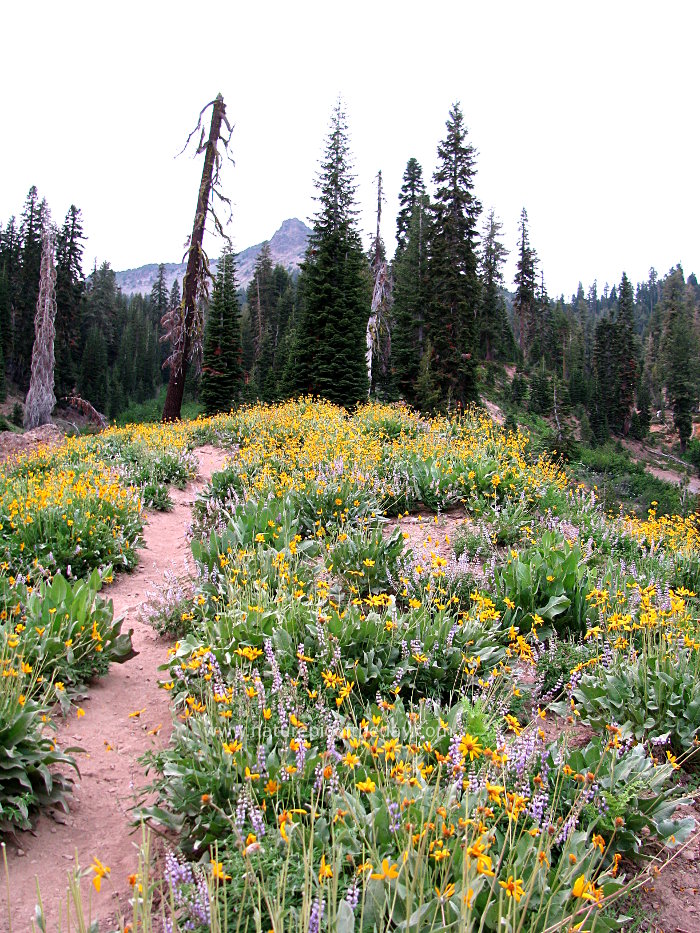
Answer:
[[114, 218, 311, 295]]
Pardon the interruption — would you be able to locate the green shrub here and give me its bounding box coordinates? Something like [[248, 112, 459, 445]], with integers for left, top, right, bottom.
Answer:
[[494, 531, 593, 636], [330, 525, 406, 597], [0, 568, 133, 704], [0, 685, 78, 832]]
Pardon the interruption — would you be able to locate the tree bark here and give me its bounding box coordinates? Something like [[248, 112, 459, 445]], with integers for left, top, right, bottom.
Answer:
[[162, 94, 226, 421]]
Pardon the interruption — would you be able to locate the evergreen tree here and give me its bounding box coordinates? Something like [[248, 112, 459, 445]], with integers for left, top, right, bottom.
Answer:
[[513, 208, 537, 362], [55, 205, 85, 396], [163, 279, 181, 379], [588, 377, 609, 445], [169, 278, 181, 312], [247, 242, 275, 365], [593, 316, 616, 425], [396, 158, 425, 255], [531, 273, 553, 363], [255, 266, 295, 401], [478, 209, 511, 361], [294, 101, 370, 405], [392, 193, 429, 402], [613, 271, 637, 434], [631, 375, 651, 439], [0, 334, 5, 403], [240, 305, 256, 395], [150, 263, 169, 327], [529, 361, 552, 415], [660, 266, 700, 452], [83, 262, 119, 362], [426, 102, 482, 406], [200, 251, 242, 414], [271, 278, 298, 400], [79, 325, 109, 412], [0, 217, 20, 364], [14, 188, 45, 385], [414, 339, 441, 413]]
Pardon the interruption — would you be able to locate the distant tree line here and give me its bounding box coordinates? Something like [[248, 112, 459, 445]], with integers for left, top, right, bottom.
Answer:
[[0, 187, 170, 419], [2, 103, 698, 452]]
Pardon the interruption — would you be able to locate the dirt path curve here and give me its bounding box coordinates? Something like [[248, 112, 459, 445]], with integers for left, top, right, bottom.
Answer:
[[2, 444, 229, 933], [645, 463, 700, 495]]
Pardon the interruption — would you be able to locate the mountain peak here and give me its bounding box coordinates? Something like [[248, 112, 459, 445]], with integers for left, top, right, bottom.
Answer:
[[114, 218, 312, 296]]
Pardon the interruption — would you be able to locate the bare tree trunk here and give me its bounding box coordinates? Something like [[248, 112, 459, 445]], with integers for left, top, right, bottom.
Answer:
[[162, 94, 228, 421], [24, 220, 57, 429], [366, 171, 393, 396]]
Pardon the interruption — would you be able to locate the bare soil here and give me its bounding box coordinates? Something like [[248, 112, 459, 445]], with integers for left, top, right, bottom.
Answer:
[[634, 799, 700, 933], [1, 445, 228, 933], [0, 424, 65, 464], [622, 437, 700, 496], [384, 506, 487, 580], [481, 398, 505, 425]]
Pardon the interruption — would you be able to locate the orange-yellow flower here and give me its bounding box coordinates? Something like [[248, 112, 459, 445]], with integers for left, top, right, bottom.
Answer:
[[370, 858, 399, 881], [458, 733, 483, 761], [90, 857, 111, 892], [498, 876, 525, 902], [211, 860, 231, 881], [571, 875, 603, 903], [318, 854, 333, 882]]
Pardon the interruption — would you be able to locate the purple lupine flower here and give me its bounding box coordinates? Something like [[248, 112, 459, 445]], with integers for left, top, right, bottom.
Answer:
[[308, 896, 325, 933]]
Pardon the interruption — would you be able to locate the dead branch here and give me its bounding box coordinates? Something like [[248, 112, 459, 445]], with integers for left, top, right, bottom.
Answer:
[[60, 395, 108, 429]]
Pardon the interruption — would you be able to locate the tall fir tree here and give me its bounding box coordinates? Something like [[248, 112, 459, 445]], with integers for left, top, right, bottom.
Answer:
[[79, 325, 109, 412], [55, 205, 85, 396], [200, 251, 242, 414], [15, 188, 46, 386], [513, 208, 538, 362], [294, 101, 370, 405], [169, 278, 181, 314], [426, 102, 482, 406], [150, 263, 169, 327], [395, 158, 426, 255], [247, 242, 275, 365], [0, 331, 5, 403], [593, 315, 617, 426], [162, 279, 181, 379], [267, 274, 297, 401], [531, 272, 552, 363], [0, 216, 20, 365], [660, 266, 700, 452], [83, 262, 119, 363], [392, 193, 429, 401], [613, 271, 637, 435], [478, 209, 511, 361]]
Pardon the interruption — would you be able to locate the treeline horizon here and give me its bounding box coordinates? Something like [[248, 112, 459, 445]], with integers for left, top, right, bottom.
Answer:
[[1, 101, 699, 449]]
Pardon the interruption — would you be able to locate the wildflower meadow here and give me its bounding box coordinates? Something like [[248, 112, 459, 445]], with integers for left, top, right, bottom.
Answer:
[[2, 400, 699, 932]]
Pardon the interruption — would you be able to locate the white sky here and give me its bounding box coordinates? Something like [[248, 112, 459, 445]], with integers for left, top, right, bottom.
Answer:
[[1, 0, 698, 298]]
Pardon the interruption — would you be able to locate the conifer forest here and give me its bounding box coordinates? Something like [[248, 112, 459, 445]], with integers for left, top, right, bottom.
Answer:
[[2, 102, 698, 462], [1, 94, 700, 933]]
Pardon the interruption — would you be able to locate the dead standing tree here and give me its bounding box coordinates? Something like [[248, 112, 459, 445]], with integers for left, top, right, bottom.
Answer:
[[366, 171, 393, 396], [161, 93, 233, 421], [24, 216, 58, 429]]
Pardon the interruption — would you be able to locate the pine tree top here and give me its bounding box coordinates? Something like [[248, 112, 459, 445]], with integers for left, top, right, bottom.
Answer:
[[310, 100, 360, 242]]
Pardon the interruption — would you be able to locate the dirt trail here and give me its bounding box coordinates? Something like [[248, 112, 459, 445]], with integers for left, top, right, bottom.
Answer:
[[645, 462, 700, 495], [622, 437, 700, 496], [2, 444, 229, 933]]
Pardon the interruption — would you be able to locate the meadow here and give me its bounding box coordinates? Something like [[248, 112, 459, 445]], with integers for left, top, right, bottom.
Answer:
[[2, 399, 699, 932]]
